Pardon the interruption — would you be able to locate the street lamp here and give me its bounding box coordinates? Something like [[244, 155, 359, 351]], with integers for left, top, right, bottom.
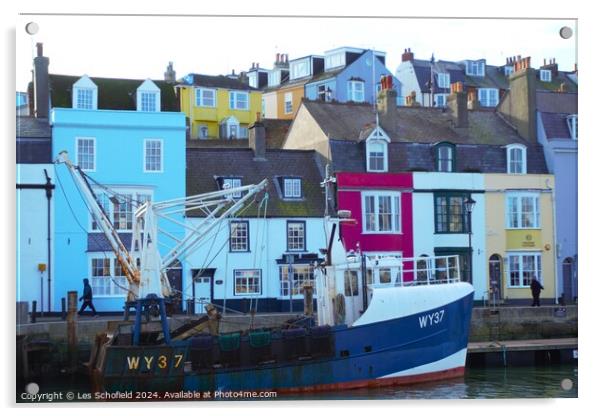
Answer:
[[464, 196, 476, 284]]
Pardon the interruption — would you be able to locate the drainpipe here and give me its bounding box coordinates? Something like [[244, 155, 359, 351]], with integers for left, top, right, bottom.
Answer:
[[546, 178, 559, 305], [44, 169, 52, 312]]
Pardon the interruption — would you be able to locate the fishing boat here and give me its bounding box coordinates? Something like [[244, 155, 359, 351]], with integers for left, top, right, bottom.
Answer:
[[57, 151, 473, 396]]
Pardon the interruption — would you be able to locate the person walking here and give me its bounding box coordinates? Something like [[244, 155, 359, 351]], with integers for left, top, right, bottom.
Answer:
[[78, 278, 98, 316], [530, 278, 544, 307]]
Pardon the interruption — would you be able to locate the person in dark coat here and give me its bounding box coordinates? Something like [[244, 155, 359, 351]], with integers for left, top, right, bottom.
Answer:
[[78, 278, 98, 316], [530, 278, 544, 307]]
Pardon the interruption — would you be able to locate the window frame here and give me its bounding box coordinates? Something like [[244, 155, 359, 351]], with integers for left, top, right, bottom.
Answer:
[[143, 138, 163, 173], [89, 255, 129, 298], [89, 188, 152, 232], [435, 142, 456, 172], [361, 191, 402, 234], [290, 59, 310, 80], [279, 263, 315, 298], [567, 114, 578, 140], [140, 91, 158, 112], [506, 144, 527, 174], [366, 139, 388, 172], [284, 92, 293, 114], [286, 220, 306, 252], [229, 220, 250, 252], [195, 88, 216, 108], [434, 94, 447, 108], [229, 91, 249, 111], [75, 136, 96, 172], [540, 69, 552, 82], [233, 269, 261, 296], [477, 88, 499, 107], [75, 87, 94, 110], [283, 177, 302, 199], [347, 80, 365, 103], [434, 192, 470, 234], [506, 193, 541, 229], [466, 60, 485, 77], [221, 177, 242, 198], [437, 73, 450, 89], [507, 252, 542, 288], [197, 124, 209, 139]]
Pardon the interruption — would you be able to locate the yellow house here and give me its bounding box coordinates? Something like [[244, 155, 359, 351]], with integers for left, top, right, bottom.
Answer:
[[177, 73, 262, 140], [484, 174, 557, 304]]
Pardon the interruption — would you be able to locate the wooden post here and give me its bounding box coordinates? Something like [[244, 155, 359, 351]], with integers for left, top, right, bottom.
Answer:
[[303, 285, 314, 317], [67, 291, 78, 372]]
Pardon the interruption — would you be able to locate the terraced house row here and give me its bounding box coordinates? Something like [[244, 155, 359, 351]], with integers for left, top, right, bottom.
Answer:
[[16, 44, 578, 314]]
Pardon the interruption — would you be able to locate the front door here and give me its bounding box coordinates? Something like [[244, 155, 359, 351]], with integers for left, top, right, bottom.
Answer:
[[489, 254, 503, 304], [562, 258, 574, 303], [193, 274, 212, 314]]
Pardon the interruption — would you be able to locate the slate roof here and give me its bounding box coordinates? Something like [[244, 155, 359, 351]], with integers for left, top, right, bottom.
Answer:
[[16, 116, 52, 164], [330, 140, 548, 174], [302, 100, 548, 174], [185, 119, 291, 150], [535, 91, 577, 140], [539, 112, 573, 139], [32, 74, 180, 111], [186, 148, 324, 218], [462, 64, 509, 90], [303, 100, 532, 146], [534, 71, 578, 93], [411, 59, 466, 94], [178, 73, 258, 91]]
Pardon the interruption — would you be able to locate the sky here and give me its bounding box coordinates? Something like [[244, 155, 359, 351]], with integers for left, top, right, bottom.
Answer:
[[15, 14, 577, 92]]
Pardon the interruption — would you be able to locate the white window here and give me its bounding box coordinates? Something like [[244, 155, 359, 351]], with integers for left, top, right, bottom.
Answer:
[[76, 137, 96, 171], [140, 92, 158, 112], [229, 91, 249, 110], [567, 115, 578, 140], [436, 144, 455, 172], [325, 52, 345, 70], [268, 70, 281, 87], [222, 177, 242, 198], [75, 88, 94, 109], [287, 221, 305, 252], [507, 253, 542, 288], [90, 189, 152, 232], [540, 70, 552, 82], [506, 193, 540, 229], [248, 72, 258, 88], [504, 66, 514, 76], [507, 144, 527, 174], [90, 257, 129, 297], [283, 178, 302, 198], [434, 94, 447, 108], [347, 81, 365, 102], [362, 191, 401, 234], [195, 88, 216, 107], [279, 264, 314, 297], [290, 59, 310, 80], [238, 125, 248, 138], [197, 124, 209, 139], [230, 221, 249, 252], [144, 139, 163, 172], [478, 88, 499, 107], [367, 140, 387, 172], [466, 60, 485, 76], [234, 269, 261, 295], [437, 73, 450, 88], [261, 97, 266, 117], [284, 92, 293, 114]]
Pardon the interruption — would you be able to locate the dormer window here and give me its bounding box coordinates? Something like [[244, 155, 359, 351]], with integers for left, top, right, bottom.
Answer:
[[72, 75, 98, 110], [504, 66, 514, 76], [466, 60, 485, 77], [435, 143, 455, 172], [507, 144, 527, 174], [567, 115, 578, 140], [219, 177, 242, 198], [437, 73, 450, 89], [136, 79, 160, 112], [477, 88, 499, 107], [290, 59, 310, 80], [268, 70, 283, 87], [540, 70, 552, 82], [365, 127, 390, 172], [347, 80, 365, 102], [283, 178, 302, 199]]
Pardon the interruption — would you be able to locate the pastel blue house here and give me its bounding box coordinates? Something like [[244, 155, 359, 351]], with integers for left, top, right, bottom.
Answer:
[[305, 47, 402, 106], [50, 73, 186, 312]]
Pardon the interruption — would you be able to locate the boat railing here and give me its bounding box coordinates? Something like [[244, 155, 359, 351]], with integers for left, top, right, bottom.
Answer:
[[366, 254, 462, 289]]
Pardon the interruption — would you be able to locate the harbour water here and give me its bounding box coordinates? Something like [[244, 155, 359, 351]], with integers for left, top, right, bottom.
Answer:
[[18, 365, 577, 402]]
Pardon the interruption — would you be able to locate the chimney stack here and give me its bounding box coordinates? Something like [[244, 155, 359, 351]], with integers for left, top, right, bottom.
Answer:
[[447, 82, 468, 128], [501, 56, 537, 141], [540, 57, 559, 77], [249, 112, 266, 161], [405, 91, 418, 106], [377, 75, 397, 134], [33, 42, 50, 119], [164, 61, 176, 83], [401, 48, 414, 62]]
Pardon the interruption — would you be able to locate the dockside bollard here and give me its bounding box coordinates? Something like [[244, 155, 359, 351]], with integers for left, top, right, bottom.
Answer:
[[67, 291, 78, 372], [31, 301, 37, 323]]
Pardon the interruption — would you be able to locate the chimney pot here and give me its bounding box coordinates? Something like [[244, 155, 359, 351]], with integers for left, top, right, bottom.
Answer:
[[36, 42, 43, 57]]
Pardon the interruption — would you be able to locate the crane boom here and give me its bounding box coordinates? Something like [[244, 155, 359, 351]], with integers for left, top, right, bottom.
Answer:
[[56, 151, 268, 302]]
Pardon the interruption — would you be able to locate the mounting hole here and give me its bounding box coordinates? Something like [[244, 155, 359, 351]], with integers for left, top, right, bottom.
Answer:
[[25, 22, 39, 35], [25, 382, 40, 395], [561, 378, 574, 390], [559, 26, 573, 40]]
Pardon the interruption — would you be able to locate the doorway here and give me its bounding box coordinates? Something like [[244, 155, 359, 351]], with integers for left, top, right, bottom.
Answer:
[[488, 254, 503, 304], [192, 268, 215, 314]]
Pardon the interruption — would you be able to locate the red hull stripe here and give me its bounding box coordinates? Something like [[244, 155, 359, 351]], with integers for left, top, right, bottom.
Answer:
[[275, 366, 466, 394]]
